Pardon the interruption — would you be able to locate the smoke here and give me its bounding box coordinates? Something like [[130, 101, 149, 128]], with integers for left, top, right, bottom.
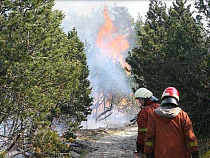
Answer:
[[81, 106, 130, 129], [87, 51, 131, 95], [61, 4, 137, 128]]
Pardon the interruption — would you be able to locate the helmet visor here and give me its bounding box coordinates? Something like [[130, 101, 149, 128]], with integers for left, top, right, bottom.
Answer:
[[161, 97, 178, 106]]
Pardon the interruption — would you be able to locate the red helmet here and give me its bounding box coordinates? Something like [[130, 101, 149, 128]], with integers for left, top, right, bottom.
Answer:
[[161, 87, 179, 101]]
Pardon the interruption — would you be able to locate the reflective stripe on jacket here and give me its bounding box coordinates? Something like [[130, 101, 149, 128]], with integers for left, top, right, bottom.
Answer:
[[144, 107, 199, 158], [137, 100, 160, 144]]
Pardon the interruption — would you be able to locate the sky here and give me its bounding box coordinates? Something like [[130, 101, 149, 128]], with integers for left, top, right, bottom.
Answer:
[[54, 1, 150, 20], [54, 0, 195, 21]]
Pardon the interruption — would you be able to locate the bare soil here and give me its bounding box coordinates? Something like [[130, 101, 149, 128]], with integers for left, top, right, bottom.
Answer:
[[73, 124, 137, 158]]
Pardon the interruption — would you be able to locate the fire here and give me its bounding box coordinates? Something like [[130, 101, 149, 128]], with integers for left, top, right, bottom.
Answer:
[[96, 6, 130, 69], [92, 91, 135, 119], [89, 6, 133, 123]]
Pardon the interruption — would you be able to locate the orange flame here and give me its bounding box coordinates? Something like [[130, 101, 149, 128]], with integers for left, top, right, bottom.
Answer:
[[96, 6, 130, 68]]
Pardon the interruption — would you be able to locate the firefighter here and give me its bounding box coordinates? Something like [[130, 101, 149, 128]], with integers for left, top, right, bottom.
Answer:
[[134, 88, 160, 158], [144, 87, 199, 158]]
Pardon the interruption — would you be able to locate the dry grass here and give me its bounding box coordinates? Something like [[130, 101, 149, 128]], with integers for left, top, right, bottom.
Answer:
[[198, 137, 210, 158]]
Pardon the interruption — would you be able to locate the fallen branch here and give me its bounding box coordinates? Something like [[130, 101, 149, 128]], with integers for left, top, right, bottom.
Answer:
[[96, 112, 113, 122], [96, 104, 113, 121]]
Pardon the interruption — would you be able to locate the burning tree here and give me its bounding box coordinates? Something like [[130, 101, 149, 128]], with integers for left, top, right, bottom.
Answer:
[[86, 6, 137, 124], [61, 3, 140, 127]]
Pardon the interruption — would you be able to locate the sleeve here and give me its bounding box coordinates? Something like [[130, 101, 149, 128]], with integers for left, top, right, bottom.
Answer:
[[144, 113, 155, 154], [136, 108, 148, 145], [137, 108, 148, 132], [182, 113, 199, 152]]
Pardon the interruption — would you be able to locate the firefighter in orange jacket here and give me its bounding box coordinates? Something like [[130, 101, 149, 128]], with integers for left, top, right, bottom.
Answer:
[[134, 88, 160, 157], [144, 87, 199, 158]]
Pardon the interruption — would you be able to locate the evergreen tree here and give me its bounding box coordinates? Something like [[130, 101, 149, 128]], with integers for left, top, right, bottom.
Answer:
[[0, 0, 92, 156], [58, 28, 92, 132], [162, 0, 209, 137], [195, 0, 210, 33], [127, 0, 209, 139], [126, 0, 168, 95]]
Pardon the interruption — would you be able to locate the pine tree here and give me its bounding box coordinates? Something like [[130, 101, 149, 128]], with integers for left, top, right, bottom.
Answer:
[[58, 28, 92, 130], [126, 0, 168, 95], [0, 0, 92, 156], [195, 0, 210, 33], [127, 0, 209, 139], [162, 0, 209, 136]]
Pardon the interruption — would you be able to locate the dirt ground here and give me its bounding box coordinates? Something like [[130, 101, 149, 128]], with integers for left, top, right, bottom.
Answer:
[[72, 124, 138, 158], [70, 121, 210, 158]]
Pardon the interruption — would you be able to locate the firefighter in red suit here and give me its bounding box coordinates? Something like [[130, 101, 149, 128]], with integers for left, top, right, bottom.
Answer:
[[134, 88, 160, 157], [144, 87, 199, 158]]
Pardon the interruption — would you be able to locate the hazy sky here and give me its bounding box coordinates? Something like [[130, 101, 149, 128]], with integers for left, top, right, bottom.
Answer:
[[54, 0, 195, 21], [54, 1, 149, 20]]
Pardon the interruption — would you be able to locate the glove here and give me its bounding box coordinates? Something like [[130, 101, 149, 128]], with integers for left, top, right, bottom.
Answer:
[[191, 151, 199, 158], [146, 153, 154, 158]]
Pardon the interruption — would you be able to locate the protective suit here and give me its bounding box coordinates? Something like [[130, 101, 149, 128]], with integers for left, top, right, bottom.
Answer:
[[134, 88, 160, 155], [137, 100, 160, 145], [144, 87, 199, 158]]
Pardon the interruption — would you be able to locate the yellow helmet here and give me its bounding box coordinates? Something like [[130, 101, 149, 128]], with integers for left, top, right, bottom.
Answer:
[[135, 88, 153, 99]]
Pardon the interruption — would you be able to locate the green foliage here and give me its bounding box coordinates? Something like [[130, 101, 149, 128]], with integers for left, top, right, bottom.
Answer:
[[126, 0, 168, 94], [32, 129, 70, 157], [0, 0, 92, 156], [56, 28, 93, 137], [201, 150, 210, 158], [195, 0, 210, 33], [0, 151, 6, 158], [127, 0, 209, 145]]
